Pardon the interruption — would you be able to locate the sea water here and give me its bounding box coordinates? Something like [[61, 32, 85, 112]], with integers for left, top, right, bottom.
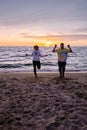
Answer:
[[0, 46, 87, 72]]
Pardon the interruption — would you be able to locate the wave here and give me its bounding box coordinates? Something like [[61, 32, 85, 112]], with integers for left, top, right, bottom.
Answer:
[[0, 46, 87, 72], [0, 63, 32, 68], [0, 64, 21, 68], [42, 62, 57, 66], [24, 63, 32, 66]]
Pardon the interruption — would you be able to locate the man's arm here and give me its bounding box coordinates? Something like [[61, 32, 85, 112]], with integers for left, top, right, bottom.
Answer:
[[67, 45, 73, 52], [52, 44, 57, 52]]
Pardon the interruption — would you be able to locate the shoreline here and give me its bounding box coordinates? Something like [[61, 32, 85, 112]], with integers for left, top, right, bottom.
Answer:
[[0, 71, 87, 74]]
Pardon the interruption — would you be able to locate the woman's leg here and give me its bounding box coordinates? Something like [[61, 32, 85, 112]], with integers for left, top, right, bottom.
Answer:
[[33, 61, 37, 78], [37, 61, 41, 69]]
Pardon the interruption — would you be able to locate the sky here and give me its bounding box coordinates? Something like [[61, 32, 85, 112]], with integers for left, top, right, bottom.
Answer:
[[0, 0, 87, 46]]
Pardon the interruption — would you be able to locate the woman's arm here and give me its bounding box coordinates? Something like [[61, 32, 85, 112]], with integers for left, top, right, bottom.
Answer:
[[25, 53, 33, 56]]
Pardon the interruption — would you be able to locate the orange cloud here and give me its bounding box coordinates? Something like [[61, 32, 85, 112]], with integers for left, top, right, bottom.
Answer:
[[0, 33, 87, 46]]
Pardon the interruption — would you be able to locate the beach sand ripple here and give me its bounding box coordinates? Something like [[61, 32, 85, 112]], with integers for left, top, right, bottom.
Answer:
[[0, 73, 87, 130]]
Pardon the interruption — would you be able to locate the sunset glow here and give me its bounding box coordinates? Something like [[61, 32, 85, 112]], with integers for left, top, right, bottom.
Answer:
[[0, 0, 87, 46]]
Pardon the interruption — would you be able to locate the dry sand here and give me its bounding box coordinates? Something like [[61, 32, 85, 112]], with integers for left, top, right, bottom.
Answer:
[[0, 72, 87, 130]]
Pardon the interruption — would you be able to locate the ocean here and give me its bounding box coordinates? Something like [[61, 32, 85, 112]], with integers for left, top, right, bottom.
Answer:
[[0, 46, 87, 72]]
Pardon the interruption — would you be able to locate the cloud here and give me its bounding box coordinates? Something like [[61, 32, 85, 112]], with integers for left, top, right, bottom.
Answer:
[[19, 33, 87, 46], [0, 0, 87, 27], [20, 33, 87, 40], [74, 28, 87, 33]]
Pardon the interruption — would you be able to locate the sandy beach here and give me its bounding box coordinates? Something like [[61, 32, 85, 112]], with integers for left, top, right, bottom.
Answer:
[[0, 72, 87, 130]]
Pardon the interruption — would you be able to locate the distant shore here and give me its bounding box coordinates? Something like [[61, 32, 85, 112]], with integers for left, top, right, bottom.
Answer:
[[0, 72, 87, 130]]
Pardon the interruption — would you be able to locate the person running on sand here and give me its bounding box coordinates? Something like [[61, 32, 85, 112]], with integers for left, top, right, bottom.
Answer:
[[52, 43, 72, 78], [26, 45, 47, 78]]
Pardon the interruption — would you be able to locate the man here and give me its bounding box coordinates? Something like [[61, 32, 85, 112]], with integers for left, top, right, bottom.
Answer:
[[52, 43, 72, 78]]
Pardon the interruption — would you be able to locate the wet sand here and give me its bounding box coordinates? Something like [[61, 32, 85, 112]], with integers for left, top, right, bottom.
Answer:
[[0, 72, 87, 130]]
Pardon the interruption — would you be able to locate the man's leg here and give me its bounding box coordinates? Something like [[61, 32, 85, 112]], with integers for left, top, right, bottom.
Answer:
[[62, 62, 66, 78], [58, 62, 66, 78], [58, 62, 62, 77]]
